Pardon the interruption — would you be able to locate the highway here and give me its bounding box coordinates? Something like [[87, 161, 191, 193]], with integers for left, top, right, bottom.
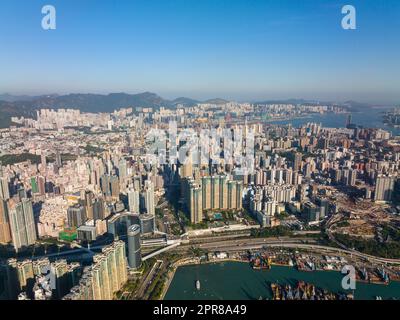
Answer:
[[123, 235, 400, 300], [135, 260, 163, 299], [177, 236, 316, 251], [30, 234, 400, 266], [176, 237, 400, 265]]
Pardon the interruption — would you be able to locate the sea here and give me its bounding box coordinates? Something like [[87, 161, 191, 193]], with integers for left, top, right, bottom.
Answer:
[[164, 262, 400, 300], [266, 107, 400, 136]]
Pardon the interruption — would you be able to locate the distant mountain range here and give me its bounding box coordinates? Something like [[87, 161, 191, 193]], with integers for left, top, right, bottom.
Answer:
[[0, 91, 373, 128], [0, 92, 230, 110], [0, 93, 58, 102], [0, 92, 233, 127]]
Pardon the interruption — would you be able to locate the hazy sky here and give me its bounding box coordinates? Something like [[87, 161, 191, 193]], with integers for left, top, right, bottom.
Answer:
[[0, 0, 399, 104]]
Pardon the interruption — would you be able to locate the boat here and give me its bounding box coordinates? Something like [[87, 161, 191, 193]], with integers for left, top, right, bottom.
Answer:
[[306, 261, 314, 270], [286, 285, 294, 300], [196, 280, 200, 290], [268, 280, 356, 301], [347, 293, 354, 300], [360, 268, 369, 281], [376, 267, 390, 284], [270, 283, 281, 300]]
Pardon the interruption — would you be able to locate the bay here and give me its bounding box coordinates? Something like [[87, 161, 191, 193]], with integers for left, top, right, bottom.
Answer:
[[165, 262, 400, 300], [266, 107, 400, 136]]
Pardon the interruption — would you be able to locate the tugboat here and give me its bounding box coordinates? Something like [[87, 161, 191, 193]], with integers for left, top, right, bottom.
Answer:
[[196, 280, 201, 290]]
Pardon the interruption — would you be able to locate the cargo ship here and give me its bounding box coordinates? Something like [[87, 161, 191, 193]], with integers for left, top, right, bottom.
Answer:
[[269, 281, 354, 300], [357, 267, 369, 282], [361, 268, 369, 281], [270, 283, 281, 300], [376, 268, 390, 284]]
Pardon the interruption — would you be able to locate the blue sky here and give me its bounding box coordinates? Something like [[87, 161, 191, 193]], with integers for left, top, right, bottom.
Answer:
[[0, 0, 399, 104]]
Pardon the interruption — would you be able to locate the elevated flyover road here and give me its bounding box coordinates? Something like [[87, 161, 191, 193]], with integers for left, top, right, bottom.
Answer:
[[175, 237, 317, 252]]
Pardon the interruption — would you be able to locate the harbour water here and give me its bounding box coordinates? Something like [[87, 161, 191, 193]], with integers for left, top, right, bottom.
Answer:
[[266, 107, 400, 136], [165, 262, 400, 300]]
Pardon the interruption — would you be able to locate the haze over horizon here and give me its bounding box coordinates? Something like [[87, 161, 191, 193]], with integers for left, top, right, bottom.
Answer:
[[1, 0, 400, 105], [0, 91, 396, 107]]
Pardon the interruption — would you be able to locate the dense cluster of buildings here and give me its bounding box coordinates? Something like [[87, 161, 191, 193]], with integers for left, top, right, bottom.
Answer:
[[12, 109, 111, 130], [1, 101, 400, 300], [182, 175, 243, 224], [63, 241, 127, 300], [2, 257, 81, 300]]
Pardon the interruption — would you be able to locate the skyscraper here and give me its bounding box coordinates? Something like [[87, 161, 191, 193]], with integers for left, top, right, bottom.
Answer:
[[0, 198, 11, 244], [142, 181, 155, 216], [82, 190, 94, 220], [8, 199, 37, 251], [109, 175, 120, 199], [189, 183, 203, 224], [118, 158, 127, 182], [348, 169, 357, 186], [127, 187, 140, 213], [127, 225, 142, 269], [139, 214, 155, 234], [100, 174, 111, 196], [201, 176, 212, 210], [227, 180, 237, 210], [374, 175, 396, 202], [219, 175, 228, 209], [211, 175, 220, 209], [180, 151, 193, 179], [301, 201, 320, 223], [187, 175, 242, 223], [63, 241, 127, 300], [67, 204, 87, 228], [0, 176, 10, 200], [235, 181, 243, 209], [93, 197, 105, 221], [293, 152, 302, 172], [7, 258, 34, 294], [316, 197, 329, 219]]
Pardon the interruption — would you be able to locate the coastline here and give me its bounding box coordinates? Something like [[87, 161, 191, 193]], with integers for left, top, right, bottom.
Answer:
[[160, 257, 244, 300], [161, 258, 400, 300]]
